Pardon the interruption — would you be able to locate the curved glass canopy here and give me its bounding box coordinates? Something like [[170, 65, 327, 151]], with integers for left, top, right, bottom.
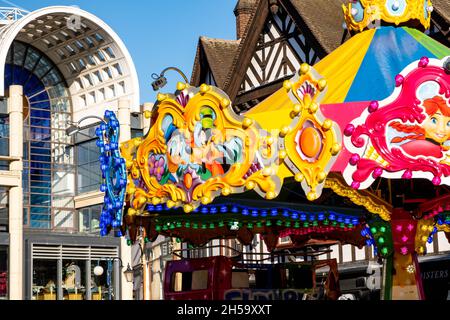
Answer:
[[5, 41, 75, 229]]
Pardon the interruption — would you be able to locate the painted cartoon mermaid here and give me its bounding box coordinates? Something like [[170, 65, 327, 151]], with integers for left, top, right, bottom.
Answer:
[[389, 96, 450, 160]]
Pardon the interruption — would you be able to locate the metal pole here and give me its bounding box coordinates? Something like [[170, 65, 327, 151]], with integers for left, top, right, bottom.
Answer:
[[107, 259, 112, 301], [57, 259, 63, 300], [113, 259, 120, 300], [85, 260, 91, 300], [141, 236, 148, 300]]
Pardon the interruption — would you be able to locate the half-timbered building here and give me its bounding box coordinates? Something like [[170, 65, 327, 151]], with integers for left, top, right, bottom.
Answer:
[[191, 0, 450, 113]]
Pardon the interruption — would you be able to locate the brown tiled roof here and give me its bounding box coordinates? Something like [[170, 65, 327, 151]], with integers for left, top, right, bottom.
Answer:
[[190, 37, 241, 88], [192, 0, 449, 95], [288, 0, 347, 54], [200, 37, 241, 88], [432, 0, 450, 23], [234, 0, 259, 13]]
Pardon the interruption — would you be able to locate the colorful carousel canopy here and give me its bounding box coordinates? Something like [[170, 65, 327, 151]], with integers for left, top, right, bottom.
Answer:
[[246, 26, 450, 174]]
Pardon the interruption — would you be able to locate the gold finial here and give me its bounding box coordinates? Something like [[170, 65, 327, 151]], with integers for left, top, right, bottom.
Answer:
[[242, 118, 253, 129], [157, 93, 168, 102], [299, 63, 310, 75], [176, 82, 187, 91], [200, 84, 211, 94]]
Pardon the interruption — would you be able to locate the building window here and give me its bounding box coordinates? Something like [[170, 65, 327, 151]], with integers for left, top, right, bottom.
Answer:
[[112, 63, 122, 76], [103, 67, 113, 79], [76, 131, 102, 195], [84, 36, 95, 48], [74, 40, 85, 51], [65, 44, 76, 56], [118, 81, 126, 95], [84, 74, 94, 87], [93, 71, 103, 84], [94, 33, 104, 43], [78, 58, 87, 70], [0, 115, 9, 168], [98, 88, 105, 101], [104, 47, 115, 59], [79, 205, 101, 234], [86, 55, 96, 66], [5, 41, 75, 230], [96, 51, 106, 62], [0, 188, 8, 233]]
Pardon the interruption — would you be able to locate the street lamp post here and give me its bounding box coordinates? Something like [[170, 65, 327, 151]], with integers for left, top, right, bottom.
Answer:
[[66, 115, 107, 137], [151, 67, 189, 91]]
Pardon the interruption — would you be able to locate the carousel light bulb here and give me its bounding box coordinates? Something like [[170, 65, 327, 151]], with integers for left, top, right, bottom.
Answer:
[[406, 264, 415, 274], [221, 98, 230, 108], [292, 104, 301, 115], [222, 187, 232, 196], [299, 63, 310, 75], [266, 191, 276, 200], [322, 119, 333, 131], [200, 84, 211, 94], [318, 79, 327, 91], [280, 126, 291, 137], [331, 143, 341, 156], [317, 171, 327, 183], [246, 181, 256, 190], [283, 80, 292, 91], [279, 150, 287, 160], [201, 197, 211, 205], [307, 191, 317, 201], [157, 93, 167, 101], [242, 118, 253, 129], [176, 82, 187, 91], [309, 103, 319, 114]]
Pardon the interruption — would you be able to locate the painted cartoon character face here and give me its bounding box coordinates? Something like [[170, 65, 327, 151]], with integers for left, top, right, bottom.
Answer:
[[422, 111, 450, 144], [389, 96, 450, 148], [192, 107, 224, 165]]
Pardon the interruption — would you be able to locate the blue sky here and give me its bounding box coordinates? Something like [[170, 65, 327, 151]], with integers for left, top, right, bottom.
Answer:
[[5, 0, 237, 103]]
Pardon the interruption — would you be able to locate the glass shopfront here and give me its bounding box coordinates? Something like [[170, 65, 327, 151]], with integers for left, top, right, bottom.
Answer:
[[33, 259, 57, 300], [30, 244, 119, 300]]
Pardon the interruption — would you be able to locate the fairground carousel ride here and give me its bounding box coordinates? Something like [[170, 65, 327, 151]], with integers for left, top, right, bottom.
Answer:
[[96, 0, 450, 300]]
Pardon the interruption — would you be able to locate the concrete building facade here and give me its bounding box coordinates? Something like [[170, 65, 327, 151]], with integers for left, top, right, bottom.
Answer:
[[0, 6, 141, 300]]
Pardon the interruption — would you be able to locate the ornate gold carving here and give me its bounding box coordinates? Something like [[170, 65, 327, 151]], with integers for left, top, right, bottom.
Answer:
[[325, 175, 391, 221], [121, 85, 280, 214], [343, 0, 432, 33], [279, 63, 342, 201]]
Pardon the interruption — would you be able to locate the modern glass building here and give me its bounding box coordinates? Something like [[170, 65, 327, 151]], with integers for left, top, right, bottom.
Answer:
[[0, 6, 141, 300]]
